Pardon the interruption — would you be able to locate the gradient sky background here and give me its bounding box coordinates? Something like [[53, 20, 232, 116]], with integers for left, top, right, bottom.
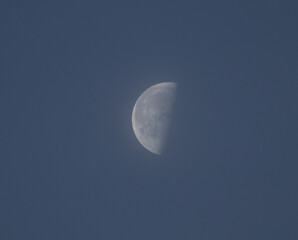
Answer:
[[1, 0, 298, 239]]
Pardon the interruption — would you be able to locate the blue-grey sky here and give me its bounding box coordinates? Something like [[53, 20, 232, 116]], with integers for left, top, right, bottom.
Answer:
[[1, 0, 298, 239]]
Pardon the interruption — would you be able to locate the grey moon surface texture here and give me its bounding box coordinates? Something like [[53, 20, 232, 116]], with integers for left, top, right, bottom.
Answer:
[[132, 82, 177, 155]]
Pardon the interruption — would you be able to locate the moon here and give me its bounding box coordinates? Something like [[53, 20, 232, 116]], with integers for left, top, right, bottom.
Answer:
[[132, 82, 177, 155]]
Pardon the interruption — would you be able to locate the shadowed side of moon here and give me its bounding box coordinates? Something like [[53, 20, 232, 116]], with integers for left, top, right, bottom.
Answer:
[[132, 82, 177, 155]]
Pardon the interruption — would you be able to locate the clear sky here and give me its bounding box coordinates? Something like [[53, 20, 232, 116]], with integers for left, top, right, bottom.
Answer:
[[1, 0, 298, 239]]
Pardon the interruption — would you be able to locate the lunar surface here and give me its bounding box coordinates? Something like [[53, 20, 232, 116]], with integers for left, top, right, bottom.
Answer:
[[132, 82, 177, 155]]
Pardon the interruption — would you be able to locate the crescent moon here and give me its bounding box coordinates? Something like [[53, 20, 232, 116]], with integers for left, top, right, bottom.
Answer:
[[132, 82, 177, 155]]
